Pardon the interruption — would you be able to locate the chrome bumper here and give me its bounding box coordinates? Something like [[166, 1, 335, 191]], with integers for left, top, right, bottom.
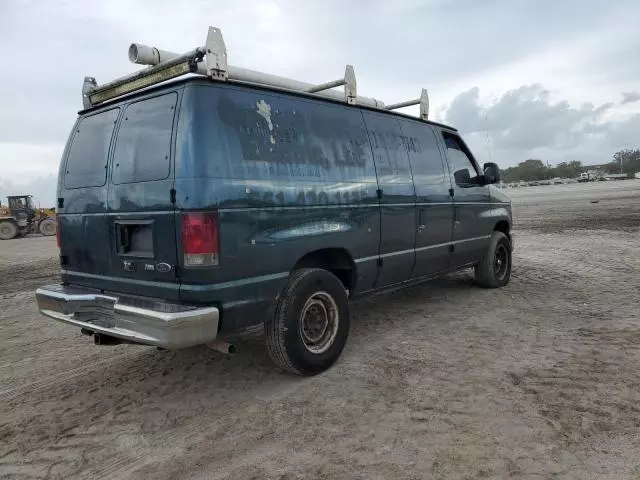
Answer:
[[36, 284, 219, 349]]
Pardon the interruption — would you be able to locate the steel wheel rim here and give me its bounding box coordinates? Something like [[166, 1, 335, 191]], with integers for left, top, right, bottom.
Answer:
[[41, 221, 55, 235], [494, 243, 509, 280], [299, 291, 339, 354], [0, 224, 14, 238]]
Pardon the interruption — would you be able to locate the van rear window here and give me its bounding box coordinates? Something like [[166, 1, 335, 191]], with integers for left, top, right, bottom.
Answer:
[[112, 93, 177, 184], [64, 109, 119, 189]]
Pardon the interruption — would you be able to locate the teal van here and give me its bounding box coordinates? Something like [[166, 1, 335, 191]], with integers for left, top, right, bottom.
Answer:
[[36, 27, 513, 375]]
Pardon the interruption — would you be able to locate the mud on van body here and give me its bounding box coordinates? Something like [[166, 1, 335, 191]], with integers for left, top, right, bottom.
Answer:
[[36, 78, 513, 375]]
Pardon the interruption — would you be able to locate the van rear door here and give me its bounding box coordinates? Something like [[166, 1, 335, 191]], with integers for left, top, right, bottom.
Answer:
[[58, 107, 118, 287], [60, 90, 182, 301]]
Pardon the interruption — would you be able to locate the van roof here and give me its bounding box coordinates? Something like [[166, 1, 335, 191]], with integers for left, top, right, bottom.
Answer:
[[79, 76, 458, 132]]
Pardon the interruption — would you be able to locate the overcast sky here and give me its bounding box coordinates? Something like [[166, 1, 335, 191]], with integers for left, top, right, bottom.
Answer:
[[1, 0, 639, 204]]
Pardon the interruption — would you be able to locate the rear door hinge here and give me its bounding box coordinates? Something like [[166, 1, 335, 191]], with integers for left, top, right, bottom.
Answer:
[[170, 188, 176, 204], [376, 189, 383, 199], [448, 244, 455, 253], [57, 197, 64, 209], [448, 188, 454, 198], [377, 257, 383, 267]]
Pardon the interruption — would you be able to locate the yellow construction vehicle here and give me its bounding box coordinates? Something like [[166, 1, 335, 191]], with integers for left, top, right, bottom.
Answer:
[[0, 195, 57, 240]]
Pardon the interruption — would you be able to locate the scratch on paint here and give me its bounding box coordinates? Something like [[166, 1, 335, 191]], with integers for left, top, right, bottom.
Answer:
[[256, 99, 276, 145]]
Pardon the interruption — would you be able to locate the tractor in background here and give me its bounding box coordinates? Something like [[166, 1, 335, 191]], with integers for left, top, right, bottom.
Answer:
[[0, 195, 57, 240]]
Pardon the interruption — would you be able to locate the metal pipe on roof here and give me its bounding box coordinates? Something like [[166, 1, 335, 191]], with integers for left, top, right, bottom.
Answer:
[[127, 42, 385, 108]]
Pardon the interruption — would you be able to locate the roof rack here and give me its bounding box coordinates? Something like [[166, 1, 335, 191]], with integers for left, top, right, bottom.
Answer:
[[82, 26, 430, 121]]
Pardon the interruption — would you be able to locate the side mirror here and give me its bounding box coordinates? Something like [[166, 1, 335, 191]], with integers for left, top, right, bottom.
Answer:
[[483, 162, 500, 184], [454, 168, 472, 186]]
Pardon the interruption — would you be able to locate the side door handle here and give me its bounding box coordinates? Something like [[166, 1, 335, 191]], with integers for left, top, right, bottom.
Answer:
[[417, 208, 426, 233], [454, 206, 461, 224]]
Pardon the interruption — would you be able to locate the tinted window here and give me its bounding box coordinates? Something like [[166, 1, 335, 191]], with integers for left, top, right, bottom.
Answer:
[[188, 86, 377, 184], [112, 93, 177, 184], [362, 112, 412, 184], [64, 109, 119, 189], [398, 120, 447, 185], [443, 133, 479, 186]]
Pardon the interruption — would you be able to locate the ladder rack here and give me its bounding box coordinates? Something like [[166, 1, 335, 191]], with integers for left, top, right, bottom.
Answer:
[[82, 26, 430, 121]]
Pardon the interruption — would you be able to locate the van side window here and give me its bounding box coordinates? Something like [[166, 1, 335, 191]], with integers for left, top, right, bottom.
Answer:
[[112, 93, 177, 185], [362, 112, 412, 183], [398, 120, 447, 185], [188, 87, 377, 187], [442, 133, 479, 186], [64, 109, 119, 189]]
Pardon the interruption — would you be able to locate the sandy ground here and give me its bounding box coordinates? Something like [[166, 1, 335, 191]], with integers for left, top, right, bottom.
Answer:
[[1, 180, 639, 480]]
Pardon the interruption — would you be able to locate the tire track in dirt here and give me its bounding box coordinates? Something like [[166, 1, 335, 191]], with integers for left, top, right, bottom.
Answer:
[[60, 254, 608, 479], [2, 184, 640, 479]]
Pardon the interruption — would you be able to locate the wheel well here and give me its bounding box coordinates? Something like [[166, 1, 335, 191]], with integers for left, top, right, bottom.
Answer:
[[293, 248, 356, 292], [494, 220, 511, 240]]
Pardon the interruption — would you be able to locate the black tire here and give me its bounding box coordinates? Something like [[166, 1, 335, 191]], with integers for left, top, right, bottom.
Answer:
[[39, 218, 57, 236], [474, 231, 512, 288], [266, 268, 350, 375], [0, 221, 17, 240]]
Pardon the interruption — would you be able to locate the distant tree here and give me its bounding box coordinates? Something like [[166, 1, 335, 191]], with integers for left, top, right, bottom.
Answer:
[[502, 159, 585, 182], [515, 159, 548, 181], [550, 161, 581, 178], [612, 149, 640, 176], [568, 160, 582, 173]]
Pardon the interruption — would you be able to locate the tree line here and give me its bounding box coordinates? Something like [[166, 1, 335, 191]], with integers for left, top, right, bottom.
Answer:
[[501, 149, 640, 183]]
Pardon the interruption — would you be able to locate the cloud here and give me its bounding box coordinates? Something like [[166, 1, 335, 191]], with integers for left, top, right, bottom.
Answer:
[[444, 85, 638, 166], [1, 0, 640, 180], [621, 92, 640, 105], [0, 175, 58, 208]]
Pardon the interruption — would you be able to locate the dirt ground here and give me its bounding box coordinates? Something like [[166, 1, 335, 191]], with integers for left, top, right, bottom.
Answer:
[[1, 181, 639, 480]]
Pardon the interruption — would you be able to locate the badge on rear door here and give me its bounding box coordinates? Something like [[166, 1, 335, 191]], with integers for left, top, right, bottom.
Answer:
[[123, 260, 136, 272], [156, 262, 172, 273]]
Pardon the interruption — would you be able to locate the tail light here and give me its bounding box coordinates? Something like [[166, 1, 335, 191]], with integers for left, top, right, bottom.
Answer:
[[55, 216, 60, 248], [181, 212, 219, 267]]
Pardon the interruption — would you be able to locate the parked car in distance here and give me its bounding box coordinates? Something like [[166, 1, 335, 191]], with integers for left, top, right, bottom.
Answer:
[[36, 28, 514, 375]]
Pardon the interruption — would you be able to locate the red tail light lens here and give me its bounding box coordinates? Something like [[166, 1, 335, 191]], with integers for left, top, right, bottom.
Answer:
[[55, 216, 60, 249], [181, 212, 219, 267]]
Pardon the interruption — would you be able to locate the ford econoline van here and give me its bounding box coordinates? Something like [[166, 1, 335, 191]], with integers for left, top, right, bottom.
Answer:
[[36, 27, 513, 375]]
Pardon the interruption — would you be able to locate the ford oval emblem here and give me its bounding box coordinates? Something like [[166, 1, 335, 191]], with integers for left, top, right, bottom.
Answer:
[[156, 262, 172, 273]]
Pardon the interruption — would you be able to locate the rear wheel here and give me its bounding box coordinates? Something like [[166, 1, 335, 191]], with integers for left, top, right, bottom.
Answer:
[[39, 218, 57, 236], [265, 268, 350, 375], [474, 231, 512, 288], [0, 221, 17, 240]]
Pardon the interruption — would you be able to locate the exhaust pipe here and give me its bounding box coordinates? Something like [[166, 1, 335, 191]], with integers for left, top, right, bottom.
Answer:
[[206, 339, 236, 355]]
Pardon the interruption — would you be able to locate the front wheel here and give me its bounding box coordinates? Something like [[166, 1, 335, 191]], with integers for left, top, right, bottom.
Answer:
[[474, 231, 512, 288], [265, 268, 350, 375]]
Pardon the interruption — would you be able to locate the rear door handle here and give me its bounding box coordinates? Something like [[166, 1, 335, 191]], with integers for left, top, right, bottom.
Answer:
[[417, 209, 426, 232]]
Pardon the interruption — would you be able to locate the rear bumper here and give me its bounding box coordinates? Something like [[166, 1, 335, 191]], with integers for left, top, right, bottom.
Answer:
[[35, 284, 219, 349]]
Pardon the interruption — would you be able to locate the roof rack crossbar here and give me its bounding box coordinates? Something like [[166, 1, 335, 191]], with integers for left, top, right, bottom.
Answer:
[[306, 66, 357, 104], [83, 26, 430, 121], [385, 89, 430, 120]]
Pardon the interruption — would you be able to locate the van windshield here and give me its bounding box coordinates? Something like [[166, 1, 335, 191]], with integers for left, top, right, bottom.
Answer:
[[64, 109, 119, 189]]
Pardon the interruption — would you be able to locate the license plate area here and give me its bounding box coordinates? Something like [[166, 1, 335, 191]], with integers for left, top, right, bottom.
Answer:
[[75, 310, 116, 328]]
